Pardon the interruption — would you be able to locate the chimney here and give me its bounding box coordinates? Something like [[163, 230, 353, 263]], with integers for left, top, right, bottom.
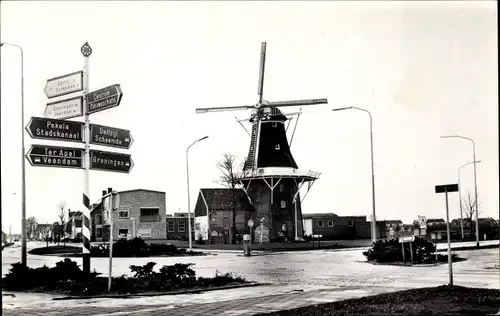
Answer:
[[102, 190, 106, 196], [107, 187, 112, 194]]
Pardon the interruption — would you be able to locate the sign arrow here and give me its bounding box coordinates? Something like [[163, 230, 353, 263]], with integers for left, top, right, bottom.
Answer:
[[89, 124, 133, 149], [44, 96, 83, 120], [26, 117, 84, 143], [44, 71, 84, 99], [25, 145, 84, 169], [87, 84, 123, 114], [90, 150, 134, 173]]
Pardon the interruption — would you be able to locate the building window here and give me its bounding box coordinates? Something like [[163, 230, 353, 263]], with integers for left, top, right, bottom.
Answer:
[[178, 220, 186, 232], [118, 228, 129, 239], [118, 210, 129, 219], [272, 122, 278, 127], [103, 211, 109, 221], [140, 208, 160, 222], [328, 220, 334, 227], [280, 200, 286, 208], [279, 184, 285, 192], [275, 144, 280, 150], [318, 220, 324, 227], [139, 228, 151, 238], [96, 228, 103, 238], [347, 220, 354, 227], [167, 221, 174, 232], [96, 215, 103, 225]]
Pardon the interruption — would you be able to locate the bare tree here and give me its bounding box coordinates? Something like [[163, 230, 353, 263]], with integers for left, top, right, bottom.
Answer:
[[216, 152, 244, 244], [57, 201, 67, 245], [462, 192, 481, 234]]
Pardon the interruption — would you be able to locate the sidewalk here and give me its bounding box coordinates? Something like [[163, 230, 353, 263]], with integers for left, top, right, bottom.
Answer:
[[2, 285, 411, 316]]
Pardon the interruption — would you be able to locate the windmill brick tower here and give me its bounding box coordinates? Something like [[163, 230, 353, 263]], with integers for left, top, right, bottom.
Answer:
[[196, 42, 327, 242]]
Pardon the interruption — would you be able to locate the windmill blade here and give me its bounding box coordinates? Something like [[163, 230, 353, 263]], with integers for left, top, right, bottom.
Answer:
[[267, 98, 328, 108], [195, 105, 255, 114], [257, 42, 267, 104]]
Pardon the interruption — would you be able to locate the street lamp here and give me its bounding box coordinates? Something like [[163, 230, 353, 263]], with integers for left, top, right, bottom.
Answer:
[[458, 160, 482, 241], [130, 217, 136, 238], [332, 106, 377, 243], [1, 42, 27, 268], [441, 135, 480, 247], [186, 136, 209, 251]]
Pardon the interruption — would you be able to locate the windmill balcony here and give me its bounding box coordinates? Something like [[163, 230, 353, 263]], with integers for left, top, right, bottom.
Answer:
[[240, 167, 321, 180]]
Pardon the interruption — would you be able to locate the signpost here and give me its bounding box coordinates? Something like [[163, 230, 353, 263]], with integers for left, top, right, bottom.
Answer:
[[26, 117, 83, 143], [435, 183, 459, 286], [90, 124, 133, 149], [247, 219, 254, 244], [87, 84, 123, 114], [399, 235, 415, 264], [90, 150, 134, 173], [44, 71, 83, 99], [25, 145, 84, 169], [30, 42, 132, 278], [44, 96, 84, 120]]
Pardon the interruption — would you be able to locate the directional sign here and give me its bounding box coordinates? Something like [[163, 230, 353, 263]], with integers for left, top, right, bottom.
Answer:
[[26, 145, 84, 169], [26, 117, 84, 143], [435, 184, 459, 194], [44, 71, 84, 99], [44, 96, 83, 120], [90, 124, 133, 149], [87, 84, 123, 114], [90, 150, 133, 173]]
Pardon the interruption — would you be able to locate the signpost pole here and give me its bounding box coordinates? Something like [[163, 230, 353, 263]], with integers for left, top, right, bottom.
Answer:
[[445, 189, 453, 286], [409, 241, 414, 264], [401, 243, 406, 264], [108, 196, 113, 292], [81, 42, 93, 278]]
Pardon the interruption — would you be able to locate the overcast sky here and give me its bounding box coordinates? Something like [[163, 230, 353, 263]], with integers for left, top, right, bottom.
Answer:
[[1, 1, 497, 233]]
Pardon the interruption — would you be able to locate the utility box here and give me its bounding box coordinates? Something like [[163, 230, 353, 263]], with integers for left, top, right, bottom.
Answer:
[[243, 234, 251, 256]]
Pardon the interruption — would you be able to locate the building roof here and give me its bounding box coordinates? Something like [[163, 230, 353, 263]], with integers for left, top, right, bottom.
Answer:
[[194, 188, 253, 217], [302, 213, 339, 219], [118, 189, 165, 195]]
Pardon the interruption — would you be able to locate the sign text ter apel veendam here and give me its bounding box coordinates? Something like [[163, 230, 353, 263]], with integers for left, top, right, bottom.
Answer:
[[26, 145, 84, 169]]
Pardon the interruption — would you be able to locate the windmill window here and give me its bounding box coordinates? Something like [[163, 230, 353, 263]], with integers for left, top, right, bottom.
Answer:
[[318, 221, 324, 228], [280, 200, 286, 208], [347, 220, 354, 227], [272, 122, 278, 127], [279, 184, 285, 192], [275, 144, 280, 150], [328, 221, 334, 227]]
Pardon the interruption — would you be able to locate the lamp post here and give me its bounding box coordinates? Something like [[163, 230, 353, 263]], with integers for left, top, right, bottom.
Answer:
[[332, 106, 377, 243], [458, 160, 482, 241], [1, 42, 27, 268], [186, 136, 208, 251], [441, 135, 480, 247]]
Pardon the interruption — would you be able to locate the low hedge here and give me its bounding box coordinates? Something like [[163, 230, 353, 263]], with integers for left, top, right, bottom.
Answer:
[[2, 259, 248, 296], [363, 237, 465, 264]]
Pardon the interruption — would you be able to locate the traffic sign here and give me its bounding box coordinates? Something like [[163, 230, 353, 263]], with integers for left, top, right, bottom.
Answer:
[[90, 150, 133, 173], [26, 145, 84, 169], [435, 184, 459, 194], [26, 117, 84, 143], [44, 71, 84, 99], [90, 124, 133, 149], [87, 84, 123, 114], [247, 219, 254, 228], [44, 96, 83, 120]]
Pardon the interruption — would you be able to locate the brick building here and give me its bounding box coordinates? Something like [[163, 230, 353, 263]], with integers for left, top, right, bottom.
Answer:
[[91, 188, 167, 242], [166, 212, 195, 241], [302, 213, 386, 240], [65, 210, 83, 239], [194, 188, 254, 244]]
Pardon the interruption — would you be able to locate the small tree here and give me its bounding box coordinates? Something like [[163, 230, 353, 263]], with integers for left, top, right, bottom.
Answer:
[[26, 217, 38, 240], [57, 201, 67, 246], [462, 192, 481, 236], [216, 153, 244, 244]]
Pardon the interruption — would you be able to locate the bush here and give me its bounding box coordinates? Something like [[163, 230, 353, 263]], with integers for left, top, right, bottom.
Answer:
[[88, 238, 204, 257], [2, 259, 247, 295], [362, 237, 462, 264]]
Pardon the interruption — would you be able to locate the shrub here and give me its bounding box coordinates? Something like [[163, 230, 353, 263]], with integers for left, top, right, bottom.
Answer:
[[195, 233, 205, 245], [362, 237, 462, 264]]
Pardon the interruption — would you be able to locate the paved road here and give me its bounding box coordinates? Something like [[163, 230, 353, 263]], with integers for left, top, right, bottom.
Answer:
[[2, 241, 499, 315]]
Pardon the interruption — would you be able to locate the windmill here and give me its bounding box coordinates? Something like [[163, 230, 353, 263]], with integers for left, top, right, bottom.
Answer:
[[196, 42, 327, 242]]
